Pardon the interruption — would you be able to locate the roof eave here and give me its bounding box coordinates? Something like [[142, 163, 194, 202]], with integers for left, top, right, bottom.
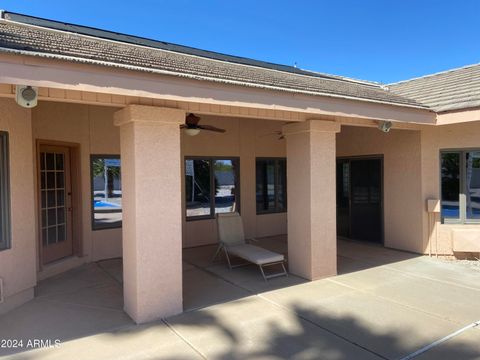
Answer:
[[0, 47, 432, 113]]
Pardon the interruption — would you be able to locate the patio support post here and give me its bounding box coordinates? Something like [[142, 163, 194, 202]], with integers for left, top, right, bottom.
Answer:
[[283, 120, 340, 280], [114, 105, 185, 324]]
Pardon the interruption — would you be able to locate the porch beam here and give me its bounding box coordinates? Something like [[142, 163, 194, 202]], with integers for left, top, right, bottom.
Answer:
[[283, 120, 340, 280], [114, 105, 185, 324]]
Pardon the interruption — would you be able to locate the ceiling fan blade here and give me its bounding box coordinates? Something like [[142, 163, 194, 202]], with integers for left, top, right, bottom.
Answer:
[[197, 125, 226, 133], [179, 124, 187, 129], [259, 130, 282, 138], [186, 113, 201, 126]]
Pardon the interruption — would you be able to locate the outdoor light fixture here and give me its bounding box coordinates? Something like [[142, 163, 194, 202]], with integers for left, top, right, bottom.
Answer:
[[184, 128, 201, 136], [15, 85, 38, 108], [378, 120, 392, 133]]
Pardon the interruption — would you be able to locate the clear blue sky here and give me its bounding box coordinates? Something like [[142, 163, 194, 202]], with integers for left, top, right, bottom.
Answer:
[[2, 0, 479, 83]]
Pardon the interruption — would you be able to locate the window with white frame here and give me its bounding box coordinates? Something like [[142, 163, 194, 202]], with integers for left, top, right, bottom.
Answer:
[[441, 150, 480, 223]]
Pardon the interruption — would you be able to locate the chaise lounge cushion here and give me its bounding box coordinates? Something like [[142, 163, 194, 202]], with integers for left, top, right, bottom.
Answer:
[[226, 244, 284, 265]]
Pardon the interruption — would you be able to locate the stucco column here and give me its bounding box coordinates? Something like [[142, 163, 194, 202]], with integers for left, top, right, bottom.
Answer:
[[114, 105, 185, 324], [283, 120, 340, 280]]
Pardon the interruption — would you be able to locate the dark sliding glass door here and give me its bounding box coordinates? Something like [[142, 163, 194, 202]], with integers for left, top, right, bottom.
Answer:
[[336, 157, 383, 243]]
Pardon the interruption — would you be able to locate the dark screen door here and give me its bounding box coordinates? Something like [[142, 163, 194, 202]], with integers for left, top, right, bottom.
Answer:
[[336, 157, 383, 243], [336, 160, 350, 238]]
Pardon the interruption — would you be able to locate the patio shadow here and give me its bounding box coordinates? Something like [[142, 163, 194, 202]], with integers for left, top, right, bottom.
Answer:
[[166, 298, 480, 360]]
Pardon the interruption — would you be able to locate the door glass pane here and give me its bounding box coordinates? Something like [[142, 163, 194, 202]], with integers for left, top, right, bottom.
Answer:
[[185, 159, 211, 217], [47, 172, 55, 189], [46, 153, 55, 170], [92, 156, 122, 229], [47, 208, 56, 226], [441, 153, 460, 219], [41, 151, 68, 246], [40, 152, 46, 171], [47, 227, 57, 245], [55, 153, 64, 170], [56, 172, 64, 189], [41, 190, 46, 208], [466, 151, 480, 220], [47, 190, 56, 208], [214, 159, 237, 214]]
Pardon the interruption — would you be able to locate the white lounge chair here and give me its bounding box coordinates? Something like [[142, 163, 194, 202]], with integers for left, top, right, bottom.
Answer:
[[214, 212, 288, 281]]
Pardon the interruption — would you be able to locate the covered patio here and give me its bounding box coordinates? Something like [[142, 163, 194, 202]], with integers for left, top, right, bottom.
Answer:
[[0, 11, 441, 325], [0, 10, 480, 360], [1, 239, 479, 359]]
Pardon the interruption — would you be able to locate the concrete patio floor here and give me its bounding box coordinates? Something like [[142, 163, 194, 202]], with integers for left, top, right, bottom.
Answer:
[[1, 237, 479, 359]]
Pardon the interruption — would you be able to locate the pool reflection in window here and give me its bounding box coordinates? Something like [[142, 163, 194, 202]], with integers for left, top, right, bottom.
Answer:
[[91, 156, 122, 229]]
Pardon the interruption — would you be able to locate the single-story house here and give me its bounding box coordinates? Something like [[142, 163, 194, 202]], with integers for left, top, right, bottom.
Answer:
[[0, 10, 479, 324]]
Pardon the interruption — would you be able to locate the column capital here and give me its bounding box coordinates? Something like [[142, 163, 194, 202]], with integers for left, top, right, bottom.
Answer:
[[114, 105, 186, 127], [282, 120, 340, 136]]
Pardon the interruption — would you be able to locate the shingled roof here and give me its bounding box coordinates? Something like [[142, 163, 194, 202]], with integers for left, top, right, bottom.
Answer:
[[0, 11, 428, 110], [389, 63, 480, 112]]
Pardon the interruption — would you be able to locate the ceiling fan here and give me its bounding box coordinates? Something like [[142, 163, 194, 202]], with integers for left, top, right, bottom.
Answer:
[[258, 130, 285, 140], [180, 113, 226, 136], [259, 122, 297, 140]]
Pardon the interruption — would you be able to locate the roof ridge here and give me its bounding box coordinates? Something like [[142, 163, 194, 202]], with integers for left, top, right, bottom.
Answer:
[[389, 62, 480, 86], [1, 10, 380, 88], [1, 16, 391, 94]]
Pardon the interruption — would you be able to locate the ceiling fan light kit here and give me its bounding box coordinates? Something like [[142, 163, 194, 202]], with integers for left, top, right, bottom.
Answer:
[[184, 128, 201, 136], [180, 113, 226, 135]]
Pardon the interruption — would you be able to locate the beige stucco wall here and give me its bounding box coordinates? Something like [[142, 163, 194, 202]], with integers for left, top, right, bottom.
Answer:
[[32, 102, 122, 262], [420, 121, 480, 256], [0, 98, 36, 314], [32, 104, 288, 256], [182, 116, 287, 247], [336, 125, 424, 253]]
